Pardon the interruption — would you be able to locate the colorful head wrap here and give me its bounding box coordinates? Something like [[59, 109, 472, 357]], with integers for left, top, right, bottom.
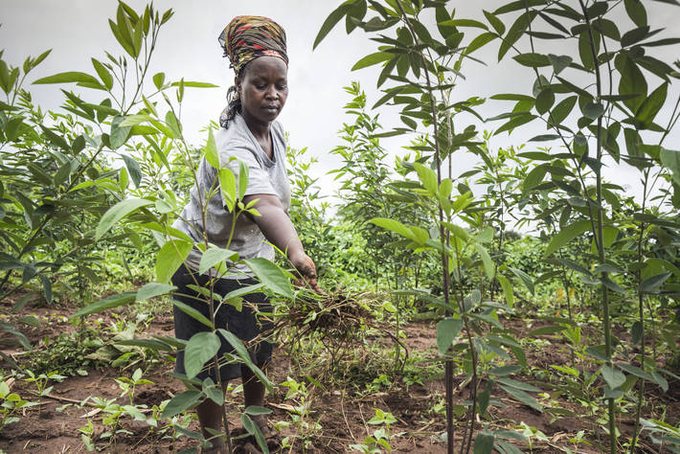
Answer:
[[218, 15, 288, 75]]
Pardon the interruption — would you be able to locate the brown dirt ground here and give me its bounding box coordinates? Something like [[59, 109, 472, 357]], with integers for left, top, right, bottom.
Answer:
[[0, 298, 678, 453]]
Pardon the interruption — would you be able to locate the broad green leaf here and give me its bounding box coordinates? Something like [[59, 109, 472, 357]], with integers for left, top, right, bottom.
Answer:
[[160, 390, 202, 419], [205, 128, 219, 168], [351, 51, 393, 71], [475, 244, 494, 278], [636, 83, 668, 128], [91, 58, 113, 90], [544, 220, 591, 257], [165, 110, 181, 138], [96, 198, 153, 240], [242, 413, 270, 454], [513, 52, 550, 68], [170, 81, 219, 88], [238, 160, 249, 201], [624, 0, 647, 27], [121, 154, 142, 187], [483, 10, 505, 35], [497, 275, 514, 308], [110, 115, 131, 149], [639, 273, 671, 293], [508, 267, 535, 295], [602, 365, 626, 389], [202, 378, 224, 405], [413, 162, 438, 195], [548, 54, 572, 75], [497, 378, 541, 393], [199, 247, 238, 276], [490, 365, 523, 377], [116, 338, 174, 351], [436, 318, 464, 354], [523, 165, 547, 190], [184, 331, 221, 379], [661, 148, 680, 186], [156, 240, 192, 284], [244, 257, 292, 298], [33, 71, 100, 85], [550, 95, 577, 125], [498, 10, 537, 61], [371, 217, 414, 240], [500, 384, 542, 412], [245, 406, 272, 416], [583, 102, 604, 120], [218, 329, 274, 393], [218, 168, 237, 212], [473, 432, 495, 454], [535, 88, 555, 115], [71, 292, 136, 318], [172, 299, 213, 329], [136, 283, 176, 302], [313, 2, 351, 49]]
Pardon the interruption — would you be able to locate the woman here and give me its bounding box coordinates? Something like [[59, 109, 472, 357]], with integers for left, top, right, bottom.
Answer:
[[171, 15, 319, 453]]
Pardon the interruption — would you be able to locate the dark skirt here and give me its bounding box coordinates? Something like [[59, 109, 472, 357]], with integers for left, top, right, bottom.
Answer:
[[171, 264, 273, 381]]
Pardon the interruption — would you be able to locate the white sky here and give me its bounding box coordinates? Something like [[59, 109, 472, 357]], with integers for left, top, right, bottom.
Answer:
[[3, 0, 680, 206]]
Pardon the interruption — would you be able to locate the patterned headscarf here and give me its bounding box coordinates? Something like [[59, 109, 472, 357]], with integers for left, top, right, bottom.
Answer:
[[218, 15, 288, 75], [218, 16, 288, 128]]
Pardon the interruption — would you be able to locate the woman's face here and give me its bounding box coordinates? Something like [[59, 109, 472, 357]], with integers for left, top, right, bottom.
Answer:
[[237, 56, 288, 128]]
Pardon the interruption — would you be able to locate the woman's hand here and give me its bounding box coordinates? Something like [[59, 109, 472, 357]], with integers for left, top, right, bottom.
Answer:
[[243, 194, 323, 294], [289, 250, 322, 294]]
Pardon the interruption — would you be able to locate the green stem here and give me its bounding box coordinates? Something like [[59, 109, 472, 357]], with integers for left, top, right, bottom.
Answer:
[[579, 1, 616, 451]]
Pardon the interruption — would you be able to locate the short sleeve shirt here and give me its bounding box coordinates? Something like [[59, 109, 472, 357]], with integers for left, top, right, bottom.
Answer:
[[173, 113, 291, 277]]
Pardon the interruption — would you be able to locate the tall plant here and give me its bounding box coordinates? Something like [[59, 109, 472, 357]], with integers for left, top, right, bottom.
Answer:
[[469, 1, 680, 451], [315, 2, 535, 453]]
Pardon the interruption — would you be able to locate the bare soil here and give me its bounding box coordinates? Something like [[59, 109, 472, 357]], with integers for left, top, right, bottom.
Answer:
[[0, 298, 678, 453]]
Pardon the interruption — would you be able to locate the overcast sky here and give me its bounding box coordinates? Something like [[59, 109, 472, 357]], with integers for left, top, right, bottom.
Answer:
[[4, 0, 680, 205]]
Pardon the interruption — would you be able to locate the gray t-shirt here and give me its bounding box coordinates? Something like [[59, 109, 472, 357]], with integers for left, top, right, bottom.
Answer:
[[173, 113, 291, 277]]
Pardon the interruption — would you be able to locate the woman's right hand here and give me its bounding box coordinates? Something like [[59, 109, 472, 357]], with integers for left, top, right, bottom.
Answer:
[[289, 251, 323, 294]]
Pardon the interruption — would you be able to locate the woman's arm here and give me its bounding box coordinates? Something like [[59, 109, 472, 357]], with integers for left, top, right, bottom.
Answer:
[[243, 193, 321, 292]]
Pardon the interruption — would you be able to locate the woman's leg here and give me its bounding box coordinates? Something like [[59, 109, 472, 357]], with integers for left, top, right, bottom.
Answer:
[[196, 396, 228, 453]]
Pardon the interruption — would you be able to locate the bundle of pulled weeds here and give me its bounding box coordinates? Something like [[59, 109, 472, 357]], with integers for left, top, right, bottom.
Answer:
[[273, 290, 376, 343]]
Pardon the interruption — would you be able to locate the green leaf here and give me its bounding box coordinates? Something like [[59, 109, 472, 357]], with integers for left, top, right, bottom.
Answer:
[[160, 390, 202, 419], [548, 54, 572, 75], [475, 244, 494, 278], [218, 167, 237, 212], [483, 10, 505, 35], [172, 299, 213, 329], [436, 318, 464, 354], [625, 0, 647, 27], [70, 292, 136, 318], [440, 19, 488, 29], [165, 111, 181, 138], [202, 378, 224, 405], [96, 198, 153, 240], [513, 52, 550, 68], [184, 331, 221, 379], [156, 240, 192, 284], [313, 2, 351, 49], [136, 283, 176, 302], [466, 32, 497, 55], [371, 218, 414, 240], [544, 220, 591, 257], [535, 88, 555, 115], [91, 58, 113, 90], [499, 10, 537, 61], [508, 267, 534, 295], [500, 384, 542, 412], [524, 165, 547, 190], [245, 405, 272, 416], [33, 71, 100, 85], [199, 247, 238, 276], [242, 413, 270, 454], [205, 128, 219, 168], [238, 160, 249, 201], [121, 154, 142, 187], [661, 148, 680, 186], [413, 163, 438, 195], [636, 82, 668, 128], [153, 72, 165, 89], [602, 365, 626, 389], [170, 81, 219, 88], [244, 257, 292, 298], [490, 365, 523, 377], [110, 115, 131, 149], [497, 275, 514, 308], [351, 51, 393, 71], [218, 329, 274, 393], [639, 273, 671, 293], [583, 102, 604, 120], [473, 432, 495, 454], [550, 95, 577, 125]]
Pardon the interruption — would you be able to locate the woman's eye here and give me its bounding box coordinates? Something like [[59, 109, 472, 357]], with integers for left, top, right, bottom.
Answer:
[[277, 84, 287, 90]]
